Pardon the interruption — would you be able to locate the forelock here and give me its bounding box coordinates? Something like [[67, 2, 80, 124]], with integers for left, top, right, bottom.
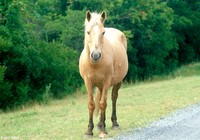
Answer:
[[85, 12, 102, 27]]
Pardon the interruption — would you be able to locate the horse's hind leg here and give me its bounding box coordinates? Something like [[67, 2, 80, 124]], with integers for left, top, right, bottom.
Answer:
[[111, 82, 122, 129]]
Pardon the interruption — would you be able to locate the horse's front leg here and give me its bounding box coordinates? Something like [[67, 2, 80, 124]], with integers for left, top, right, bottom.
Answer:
[[84, 78, 95, 137], [98, 81, 110, 138]]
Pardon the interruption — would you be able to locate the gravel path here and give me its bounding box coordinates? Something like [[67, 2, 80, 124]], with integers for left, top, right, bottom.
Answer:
[[110, 103, 200, 140]]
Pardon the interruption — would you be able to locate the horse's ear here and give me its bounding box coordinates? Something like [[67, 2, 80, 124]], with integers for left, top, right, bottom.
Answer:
[[101, 11, 107, 23], [86, 10, 91, 22]]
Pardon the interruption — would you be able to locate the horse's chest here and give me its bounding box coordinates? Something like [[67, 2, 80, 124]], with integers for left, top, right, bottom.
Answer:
[[89, 70, 104, 83], [87, 67, 111, 87]]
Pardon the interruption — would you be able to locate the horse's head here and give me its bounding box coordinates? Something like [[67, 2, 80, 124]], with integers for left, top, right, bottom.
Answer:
[[84, 11, 106, 63]]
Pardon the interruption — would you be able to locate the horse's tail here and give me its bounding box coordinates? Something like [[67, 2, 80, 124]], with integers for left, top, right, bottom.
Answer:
[[94, 88, 101, 117]]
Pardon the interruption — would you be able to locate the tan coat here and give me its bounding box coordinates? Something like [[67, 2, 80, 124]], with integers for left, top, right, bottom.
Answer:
[[79, 27, 128, 88], [79, 11, 128, 138]]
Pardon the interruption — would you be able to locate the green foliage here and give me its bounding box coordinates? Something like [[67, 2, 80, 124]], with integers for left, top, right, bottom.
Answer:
[[104, 0, 178, 80], [0, 0, 199, 109], [0, 29, 12, 64], [23, 41, 82, 98], [0, 65, 6, 83], [167, 0, 200, 64], [0, 0, 82, 109], [69, 0, 103, 11], [34, 0, 69, 16], [43, 10, 85, 51], [0, 66, 12, 109], [60, 10, 85, 51]]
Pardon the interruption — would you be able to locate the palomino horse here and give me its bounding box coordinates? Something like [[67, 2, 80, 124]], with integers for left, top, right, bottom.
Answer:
[[79, 11, 128, 138]]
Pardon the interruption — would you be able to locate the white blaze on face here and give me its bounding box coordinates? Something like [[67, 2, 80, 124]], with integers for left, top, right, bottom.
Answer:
[[89, 25, 102, 62]]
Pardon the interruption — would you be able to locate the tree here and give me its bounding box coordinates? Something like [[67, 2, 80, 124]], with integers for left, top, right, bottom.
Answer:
[[34, 0, 69, 16], [0, 0, 83, 109], [1, 0, 198, 109], [23, 41, 82, 99], [166, 0, 200, 64], [103, 0, 178, 80], [60, 10, 85, 52]]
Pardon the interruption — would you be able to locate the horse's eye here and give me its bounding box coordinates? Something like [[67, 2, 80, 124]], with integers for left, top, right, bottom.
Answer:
[[103, 31, 105, 35], [87, 31, 90, 35]]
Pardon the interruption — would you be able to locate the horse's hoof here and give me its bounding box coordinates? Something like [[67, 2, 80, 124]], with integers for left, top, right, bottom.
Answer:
[[99, 131, 108, 139], [85, 131, 93, 139], [112, 125, 120, 130], [97, 125, 101, 130], [84, 134, 93, 139], [97, 124, 102, 130]]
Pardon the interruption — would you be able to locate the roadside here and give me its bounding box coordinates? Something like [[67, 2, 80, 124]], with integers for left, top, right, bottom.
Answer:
[[110, 103, 200, 140]]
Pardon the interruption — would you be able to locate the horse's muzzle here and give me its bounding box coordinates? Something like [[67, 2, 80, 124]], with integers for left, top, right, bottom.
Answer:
[[91, 52, 101, 62]]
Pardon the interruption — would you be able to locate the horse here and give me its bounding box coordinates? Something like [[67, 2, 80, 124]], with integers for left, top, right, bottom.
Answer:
[[79, 11, 128, 138]]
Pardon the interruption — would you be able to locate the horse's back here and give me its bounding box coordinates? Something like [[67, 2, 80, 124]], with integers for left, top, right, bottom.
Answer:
[[104, 28, 128, 85], [104, 28, 127, 50]]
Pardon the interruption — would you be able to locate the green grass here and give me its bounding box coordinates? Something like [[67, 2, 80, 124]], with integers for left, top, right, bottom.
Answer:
[[142, 63, 200, 82], [173, 63, 200, 77], [0, 63, 200, 139]]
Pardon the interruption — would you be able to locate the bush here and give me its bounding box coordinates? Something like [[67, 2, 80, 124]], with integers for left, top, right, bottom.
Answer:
[[0, 66, 12, 109], [105, 0, 178, 80], [1, 0, 199, 109], [23, 41, 82, 98]]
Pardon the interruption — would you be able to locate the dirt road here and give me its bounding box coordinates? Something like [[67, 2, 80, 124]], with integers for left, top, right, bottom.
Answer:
[[110, 103, 200, 140]]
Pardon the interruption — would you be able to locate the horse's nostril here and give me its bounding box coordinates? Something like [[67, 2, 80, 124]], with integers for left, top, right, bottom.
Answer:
[[91, 52, 101, 62], [98, 53, 101, 58]]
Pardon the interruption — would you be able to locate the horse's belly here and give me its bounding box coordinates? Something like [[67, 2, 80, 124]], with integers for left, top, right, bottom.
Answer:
[[111, 61, 128, 86], [111, 51, 128, 86], [104, 28, 128, 86]]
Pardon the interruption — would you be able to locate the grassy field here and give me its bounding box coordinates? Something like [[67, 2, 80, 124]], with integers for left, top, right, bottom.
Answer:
[[0, 63, 200, 139]]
